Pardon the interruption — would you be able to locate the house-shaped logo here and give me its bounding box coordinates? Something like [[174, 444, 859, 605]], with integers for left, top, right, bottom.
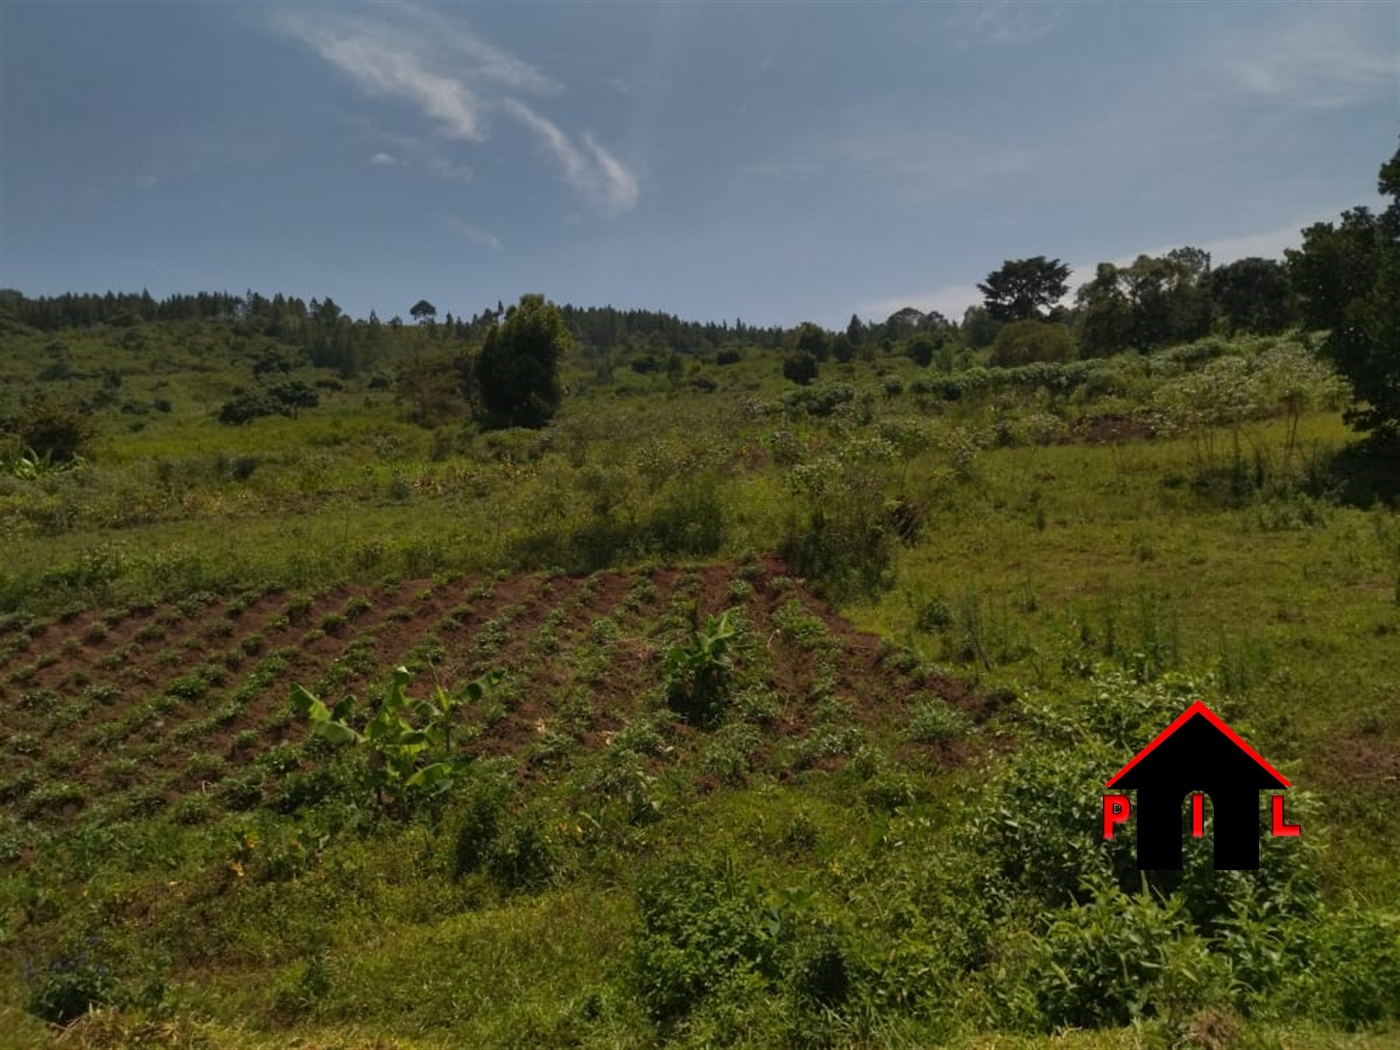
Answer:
[[1102, 701, 1300, 870]]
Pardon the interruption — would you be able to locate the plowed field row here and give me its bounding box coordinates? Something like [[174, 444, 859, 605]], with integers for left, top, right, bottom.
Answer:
[[0, 558, 984, 831]]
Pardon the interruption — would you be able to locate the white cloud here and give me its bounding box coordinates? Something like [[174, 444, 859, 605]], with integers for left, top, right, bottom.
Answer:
[[503, 98, 640, 213], [273, 3, 638, 212], [946, 1, 1064, 49], [1222, 5, 1399, 108], [446, 217, 502, 250], [367, 151, 401, 166], [279, 14, 487, 140]]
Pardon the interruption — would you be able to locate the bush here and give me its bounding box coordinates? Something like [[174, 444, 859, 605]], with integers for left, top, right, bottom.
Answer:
[[451, 777, 509, 878], [904, 698, 973, 743], [15, 398, 98, 462], [486, 820, 555, 893], [989, 320, 1076, 367], [26, 936, 121, 1023], [648, 474, 725, 557], [1032, 879, 1226, 1030], [782, 351, 819, 386], [632, 858, 777, 1023]]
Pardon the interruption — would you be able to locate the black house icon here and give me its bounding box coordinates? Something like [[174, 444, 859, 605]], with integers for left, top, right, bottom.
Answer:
[[1106, 701, 1290, 870]]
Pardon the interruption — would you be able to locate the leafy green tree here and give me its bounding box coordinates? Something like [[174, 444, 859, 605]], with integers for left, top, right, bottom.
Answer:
[[1288, 145, 1400, 438], [410, 299, 437, 324], [904, 333, 938, 367], [978, 256, 1071, 321], [268, 380, 320, 418], [218, 392, 275, 426], [476, 294, 571, 429], [1288, 208, 1383, 333], [782, 351, 819, 386], [845, 313, 866, 346], [1074, 263, 1134, 357], [793, 321, 830, 362], [1209, 257, 1294, 334], [961, 304, 1000, 348], [830, 332, 855, 364]]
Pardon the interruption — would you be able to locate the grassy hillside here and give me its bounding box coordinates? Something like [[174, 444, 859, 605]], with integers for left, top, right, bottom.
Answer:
[[1, 310, 1397, 1048]]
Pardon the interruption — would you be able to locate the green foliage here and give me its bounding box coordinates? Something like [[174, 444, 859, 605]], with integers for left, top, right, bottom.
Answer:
[[904, 697, 973, 743], [664, 610, 737, 727], [631, 856, 778, 1024], [781, 438, 901, 601], [26, 935, 122, 1024], [979, 256, 1072, 322], [1288, 145, 1400, 439], [293, 665, 503, 810], [4, 444, 86, 479], [13, 397, 98, 462], [782, 350, 819, 386], [647, 473, 726, 556], [1032, 877, 1226, 1030], [989, 319, 1077, 367], [450, 773, 511, 877], [477, 293, 571, 429]]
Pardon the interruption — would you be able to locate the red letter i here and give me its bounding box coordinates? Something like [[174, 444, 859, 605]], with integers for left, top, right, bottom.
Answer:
[[1191, 793, 1205, 837]]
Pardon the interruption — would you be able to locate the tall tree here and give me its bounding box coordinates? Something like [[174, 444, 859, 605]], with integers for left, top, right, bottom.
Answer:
[[1288, 144, 1400, 439], [978, 257, 1071, 322], [410, 299, 437, 324], [1209, 258, 1293, 334], [1074, 263, 1133, 358], [476, 294, 571, 429]]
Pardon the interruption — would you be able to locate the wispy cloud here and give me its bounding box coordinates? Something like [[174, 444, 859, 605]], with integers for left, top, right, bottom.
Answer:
[[426, 156, 473, 182], [446, 217, 502, 250], [273, 3, 638, 211], [367, 151, 401, 167], [502, 98, 640, 213], [1222, 5, 1399, 108], [945, 1, 1064, 49]]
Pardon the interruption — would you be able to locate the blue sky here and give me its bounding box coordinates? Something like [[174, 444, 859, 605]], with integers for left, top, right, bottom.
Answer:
[[2, 1, 1396, 329]]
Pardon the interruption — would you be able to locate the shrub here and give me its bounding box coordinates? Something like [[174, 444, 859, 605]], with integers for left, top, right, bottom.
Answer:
[[1032, 879, 1226, 1030], [450, 776, 509, 878], [648, 474, 725, 557], [782, 351, 819, 386], [16, 398, 98, 463], [989, 320, 1077, 367], [904, 698, 974, 743], [486, 820, 555, 893], [26, 936, 121, 1024], [632, 857, 777, 1023]]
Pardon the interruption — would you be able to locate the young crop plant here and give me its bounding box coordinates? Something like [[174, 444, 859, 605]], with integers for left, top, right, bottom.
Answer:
[[664, 609, 738, 728], [293, 665, 503, 811]]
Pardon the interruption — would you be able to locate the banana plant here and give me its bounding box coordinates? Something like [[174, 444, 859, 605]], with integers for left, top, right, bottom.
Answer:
[[292, 665, 503, 809], [664, 610, 738, 727]]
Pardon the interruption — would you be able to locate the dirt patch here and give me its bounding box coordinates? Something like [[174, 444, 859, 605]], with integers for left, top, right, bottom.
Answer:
[[1064, 413, 1156, 444], [1312, 731, 1400, 795], [0, 557, 989, 833]]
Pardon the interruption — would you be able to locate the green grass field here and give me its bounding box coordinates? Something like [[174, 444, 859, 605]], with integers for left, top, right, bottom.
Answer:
[[1, 311, 1397, 1048]]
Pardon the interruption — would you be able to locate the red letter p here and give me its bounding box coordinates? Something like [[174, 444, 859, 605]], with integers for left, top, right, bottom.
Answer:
[[1103, 794, 1131, 839]]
